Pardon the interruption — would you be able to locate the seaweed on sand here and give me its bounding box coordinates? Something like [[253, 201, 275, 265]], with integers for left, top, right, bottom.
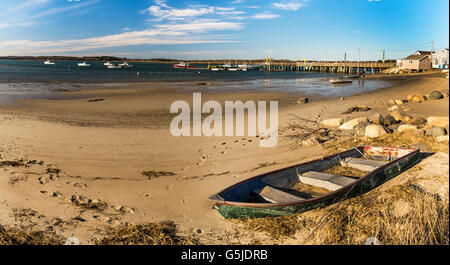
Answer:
[[94, 221, 198, 245], [0, 225, 64, 245], [0, 160, 28, 168], [141, 170, 176, 180]]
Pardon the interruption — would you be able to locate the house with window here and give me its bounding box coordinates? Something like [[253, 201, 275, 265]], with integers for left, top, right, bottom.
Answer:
[[432, 48, 449, 69], [402, 51, 432, 71]]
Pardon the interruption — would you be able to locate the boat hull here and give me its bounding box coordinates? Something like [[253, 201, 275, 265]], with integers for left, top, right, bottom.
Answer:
[[211, 146, 420, 219]]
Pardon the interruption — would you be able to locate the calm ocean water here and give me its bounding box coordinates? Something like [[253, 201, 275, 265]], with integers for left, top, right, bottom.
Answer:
[[0, 59, 391, 102]]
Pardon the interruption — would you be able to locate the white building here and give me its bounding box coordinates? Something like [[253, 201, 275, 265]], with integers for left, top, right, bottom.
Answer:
[[432, 48, 449, 69]]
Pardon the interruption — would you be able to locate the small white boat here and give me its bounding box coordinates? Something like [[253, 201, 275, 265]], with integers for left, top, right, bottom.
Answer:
[[119, 62, 133, 68], [44, 60, 55, 65], [330, 79, 352, 84], [104, 61, 113, 66], [107, 64, 122, 69], [227, 68, 240, 71], [78, 62, 91, 67]]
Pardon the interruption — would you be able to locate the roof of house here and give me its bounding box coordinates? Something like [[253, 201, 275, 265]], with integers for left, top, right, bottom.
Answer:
[[404, 54, 429, 60], [415, 50, 432, 55]]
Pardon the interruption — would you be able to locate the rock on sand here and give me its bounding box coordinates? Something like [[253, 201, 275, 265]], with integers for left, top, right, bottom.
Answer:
[[365, 124, 389, 138], [428, 91, 443, 100], [321, 118, 343, 127], [339, 117, 369, 130], [398, 124, 418, 132], [426, 127, 447, 137]]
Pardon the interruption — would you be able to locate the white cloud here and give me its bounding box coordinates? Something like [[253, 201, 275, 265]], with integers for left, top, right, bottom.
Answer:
[[252, 12, 281, 19], [155, 19, 243, 32], [272, 1, 305, 11]]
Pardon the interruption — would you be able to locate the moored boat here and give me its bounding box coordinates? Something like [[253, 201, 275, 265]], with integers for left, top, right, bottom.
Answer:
[[78, 62, 91, 67], [107, 64, 122, 69], [104, 61, 113, 66], [119, 62, 133, 68], [209, 146, 420, 219], [173, 62, 196, 69], [44, 60, 55, 65]]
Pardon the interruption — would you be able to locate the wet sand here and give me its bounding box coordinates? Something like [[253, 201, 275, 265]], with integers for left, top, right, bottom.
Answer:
[[0, 72, 448, 244]]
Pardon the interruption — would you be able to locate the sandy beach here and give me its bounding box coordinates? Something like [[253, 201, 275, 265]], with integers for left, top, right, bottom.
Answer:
[[0, 72, 448, 244]]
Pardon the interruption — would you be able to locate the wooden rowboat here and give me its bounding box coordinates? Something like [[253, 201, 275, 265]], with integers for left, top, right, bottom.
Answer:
[[209, 146, 420, 219]]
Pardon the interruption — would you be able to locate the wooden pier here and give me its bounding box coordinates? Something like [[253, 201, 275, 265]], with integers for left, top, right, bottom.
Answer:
[[262, 61, 395, 74]]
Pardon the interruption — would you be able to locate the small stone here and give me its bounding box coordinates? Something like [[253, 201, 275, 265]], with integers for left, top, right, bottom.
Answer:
[[398, 124, 418, 132], [403, 128, 425, 137], [340, 97, 345, 101], [321, 118, 343, 127], [409, 117, 427, 126], [407, 94, 425, 102], [296, 97, 309, 104], [368, 113, 384, 125], [38, 176, 50, 184], [394, 100, 405, 105], [339, 117, 369, 130], [388, 105, 399, 111], [426, 127, 447, 137], [391, 110, 413, 123], [365, 124, 389, 138], [387, 99, 396, 105], [428, 91, 443, 100], [409, 142, 432, 153], [383, 115, 398, 126]]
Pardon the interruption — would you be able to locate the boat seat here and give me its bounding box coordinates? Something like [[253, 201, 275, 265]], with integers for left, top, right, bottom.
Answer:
[[299, 171, 356, 191], [253, 186, 306, 203], [341, 157, 389, 172]]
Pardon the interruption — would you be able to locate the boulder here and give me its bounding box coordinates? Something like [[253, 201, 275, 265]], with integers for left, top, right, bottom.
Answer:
[[409, 117, 427, 126], [387, 99, 396, 105], [394, 100, 405, 105], [409, 142, 432, 153], [398, 124, 418, 132], [407, 94, 425, 103], [383, 115, 398, 126], [353, 122, 369, 137], [427, 116, 449, 128], [426, 127, 447, 137], [365, 124, 389, 138], [428, 91, 443, 100], [391, 110, 413, 123], [403, 128, 425, 137], [388, 105, 399, 111], [321, 118, 344, 127], [339, 117, 369, 130], [296, 97, 310, 104], [369, 113, 384, 125]]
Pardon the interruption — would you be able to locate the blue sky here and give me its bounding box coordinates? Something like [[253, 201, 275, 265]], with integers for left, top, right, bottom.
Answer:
[[0, 0, 448, 60]]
